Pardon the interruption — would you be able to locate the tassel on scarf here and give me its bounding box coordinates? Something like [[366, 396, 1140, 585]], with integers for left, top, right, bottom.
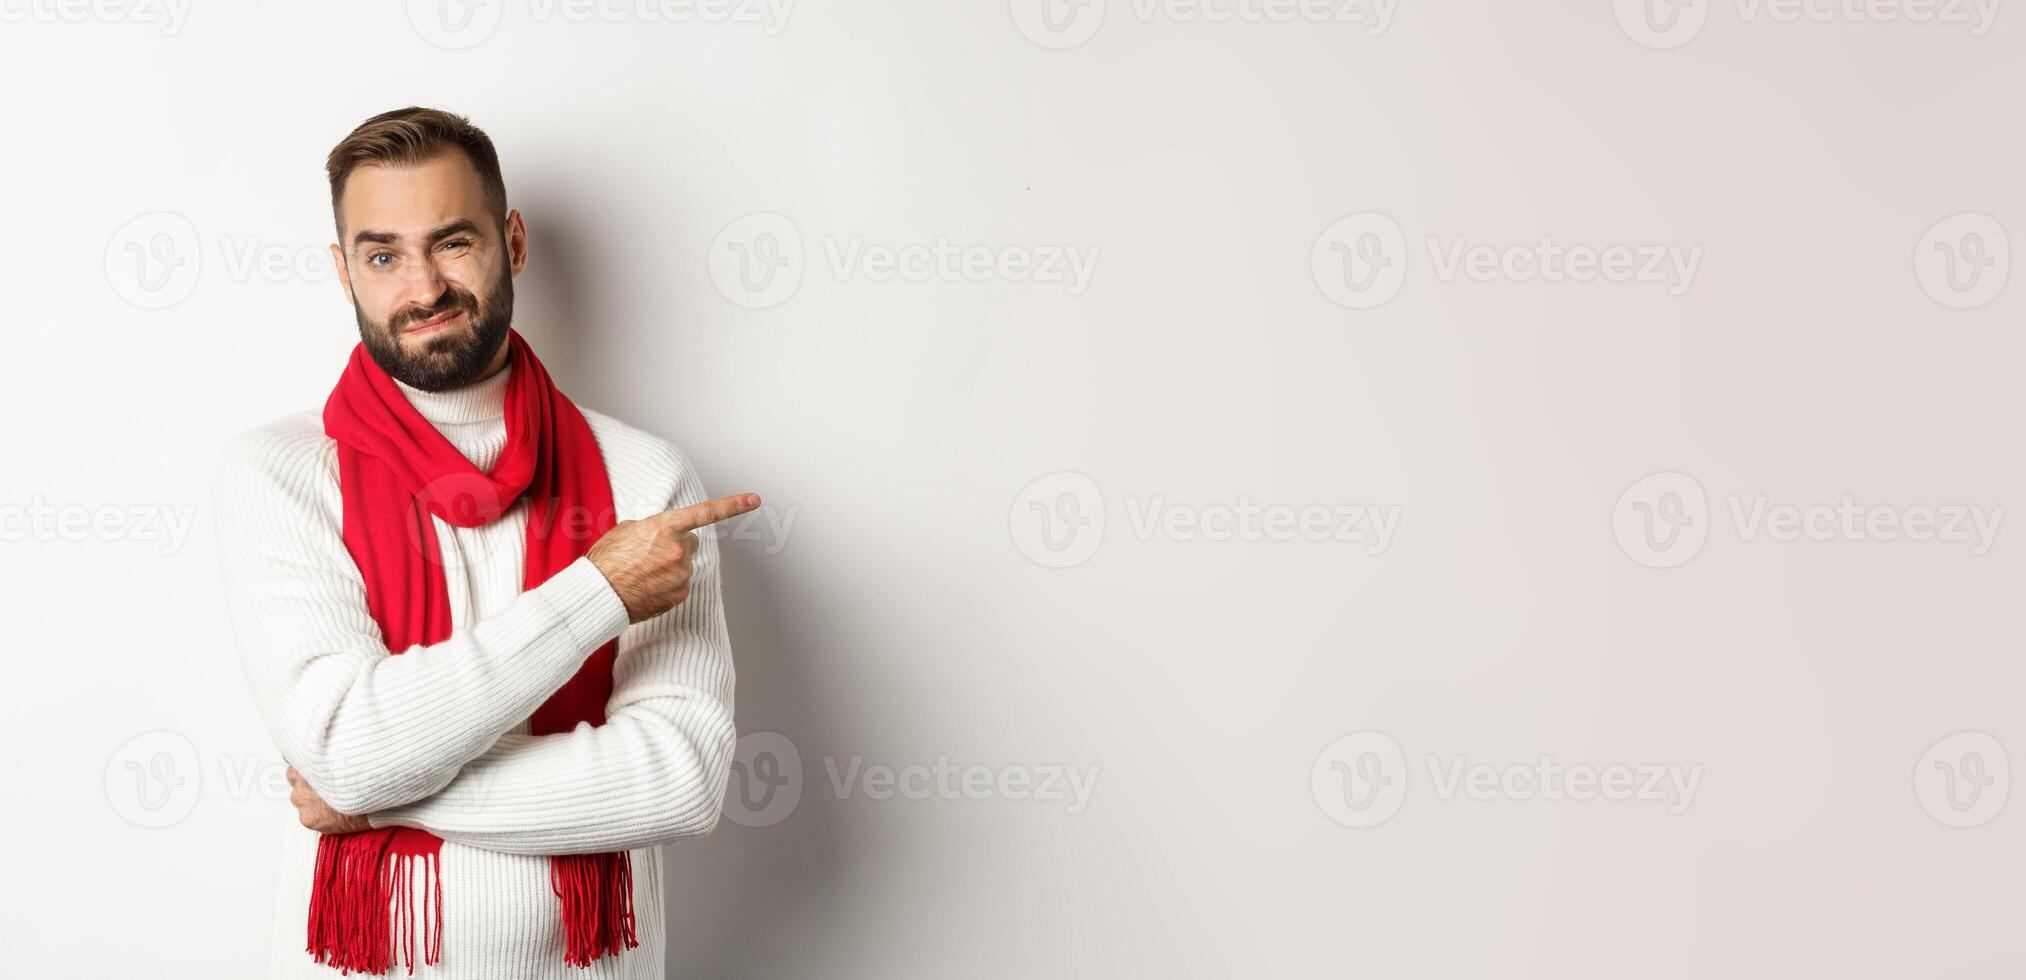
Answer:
[[307, 828, 442, 976], [551, 851, 639, 968]]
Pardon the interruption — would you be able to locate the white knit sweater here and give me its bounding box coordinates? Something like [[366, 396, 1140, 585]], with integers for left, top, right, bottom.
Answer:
[[211, 362, 736, 979]]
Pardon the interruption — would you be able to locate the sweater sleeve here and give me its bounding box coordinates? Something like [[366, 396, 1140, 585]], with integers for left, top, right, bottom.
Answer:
[[212, 421, 633, 815], [363, 444, 738, 856]]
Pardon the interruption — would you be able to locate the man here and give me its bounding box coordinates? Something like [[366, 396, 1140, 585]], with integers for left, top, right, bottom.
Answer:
[[212, 106, 758, 978]]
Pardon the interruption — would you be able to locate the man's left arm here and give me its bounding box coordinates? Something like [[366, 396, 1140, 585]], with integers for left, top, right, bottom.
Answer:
[[361, 456, 739, 856]]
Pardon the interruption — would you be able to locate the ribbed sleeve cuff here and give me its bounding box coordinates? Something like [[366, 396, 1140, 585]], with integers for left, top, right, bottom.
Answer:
[[540, 555, 631, 652]]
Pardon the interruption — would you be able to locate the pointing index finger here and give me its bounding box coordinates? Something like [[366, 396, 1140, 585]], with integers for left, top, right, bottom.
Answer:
[[655, 492, 762, 533]]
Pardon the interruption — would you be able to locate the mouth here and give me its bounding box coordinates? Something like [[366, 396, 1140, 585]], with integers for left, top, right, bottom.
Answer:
[[403, 308, 466, 337]]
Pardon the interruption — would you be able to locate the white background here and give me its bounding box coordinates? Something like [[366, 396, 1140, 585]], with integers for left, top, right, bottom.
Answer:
[[3, 0, 2025, 976]]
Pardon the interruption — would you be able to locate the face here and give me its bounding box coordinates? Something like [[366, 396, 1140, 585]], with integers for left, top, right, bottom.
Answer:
[[330, 152, 527, 392]]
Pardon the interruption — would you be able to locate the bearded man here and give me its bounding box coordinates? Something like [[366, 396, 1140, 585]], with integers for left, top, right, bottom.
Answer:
[[213, 106, 758, 978]]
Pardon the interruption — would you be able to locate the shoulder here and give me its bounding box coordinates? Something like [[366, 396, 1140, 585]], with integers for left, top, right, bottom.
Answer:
[[212, 410, 341, 518], [579, 406, 708, 516], [215, 410, 337, 489]]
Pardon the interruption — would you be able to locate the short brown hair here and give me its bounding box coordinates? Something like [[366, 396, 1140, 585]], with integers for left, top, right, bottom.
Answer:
[[325, 106, 508, 237]]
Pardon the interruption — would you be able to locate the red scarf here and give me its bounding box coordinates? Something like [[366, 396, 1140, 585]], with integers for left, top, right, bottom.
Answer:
[[311, 328, 637, 973]]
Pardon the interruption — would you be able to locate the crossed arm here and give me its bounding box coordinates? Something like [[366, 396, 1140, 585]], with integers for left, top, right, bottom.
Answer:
[[215, 429, 739, 856], [361, 550, 738, 855]]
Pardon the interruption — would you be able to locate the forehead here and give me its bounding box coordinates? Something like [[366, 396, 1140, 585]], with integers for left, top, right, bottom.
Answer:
[[338, 152, 489, 239]]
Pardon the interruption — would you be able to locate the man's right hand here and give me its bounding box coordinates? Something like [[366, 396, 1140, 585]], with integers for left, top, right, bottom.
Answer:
[[587, 493, 762, 623]]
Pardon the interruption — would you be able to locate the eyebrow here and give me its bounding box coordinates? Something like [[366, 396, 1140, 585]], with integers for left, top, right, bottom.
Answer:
[[350, 218, 484, 251]]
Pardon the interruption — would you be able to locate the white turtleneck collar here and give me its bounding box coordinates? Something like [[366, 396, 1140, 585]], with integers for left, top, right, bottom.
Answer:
[[394, 360, 513, 426]]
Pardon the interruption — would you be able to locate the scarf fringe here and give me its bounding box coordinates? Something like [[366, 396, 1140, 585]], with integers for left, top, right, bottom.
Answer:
[[550, 851, 639, 968], [307, 833, 441, 976]]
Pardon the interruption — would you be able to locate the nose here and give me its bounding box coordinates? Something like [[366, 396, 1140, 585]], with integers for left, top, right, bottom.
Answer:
[[392, 260, 455, 325]]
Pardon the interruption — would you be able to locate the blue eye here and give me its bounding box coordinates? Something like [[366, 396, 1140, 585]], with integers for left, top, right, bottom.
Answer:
[[368, 252, 393, 267]]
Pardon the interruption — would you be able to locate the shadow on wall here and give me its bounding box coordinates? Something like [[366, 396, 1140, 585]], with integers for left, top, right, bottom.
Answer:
[[505, 189, 599, 386], [663, 549, 846, 978], [512, 195, 844, 978]]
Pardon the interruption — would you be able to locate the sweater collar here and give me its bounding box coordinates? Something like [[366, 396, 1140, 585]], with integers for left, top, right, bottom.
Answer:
[[394, 361, 512, 426]]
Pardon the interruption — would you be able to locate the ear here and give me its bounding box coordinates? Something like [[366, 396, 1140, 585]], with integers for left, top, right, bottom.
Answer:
[[329, 243, 352, 298], [504, 208, 528, 279]]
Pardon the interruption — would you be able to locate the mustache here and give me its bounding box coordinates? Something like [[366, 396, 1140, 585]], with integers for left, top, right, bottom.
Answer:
[[393, 291, 477, 332]]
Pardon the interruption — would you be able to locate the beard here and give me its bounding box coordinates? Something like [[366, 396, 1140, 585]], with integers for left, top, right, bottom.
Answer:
[[355, 262, 514, 393]]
